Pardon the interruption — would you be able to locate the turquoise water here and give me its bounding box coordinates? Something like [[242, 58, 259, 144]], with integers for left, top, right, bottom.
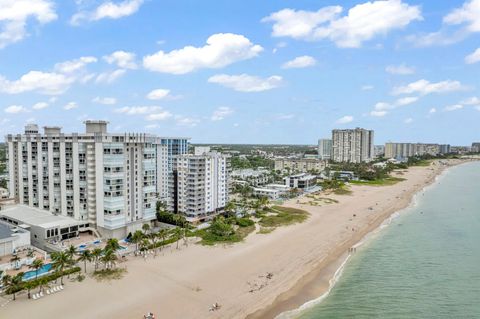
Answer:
[[23, 263, 52, 281], [297, 162, 480, 319]]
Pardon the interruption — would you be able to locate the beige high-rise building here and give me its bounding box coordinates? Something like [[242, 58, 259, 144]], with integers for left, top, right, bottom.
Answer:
[[169, 147, 229, 222], [332, 128, 374, 163]]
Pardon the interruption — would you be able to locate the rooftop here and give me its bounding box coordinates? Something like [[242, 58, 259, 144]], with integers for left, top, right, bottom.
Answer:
[[0, 205, 83, 229], [0, 221, 28, 240]]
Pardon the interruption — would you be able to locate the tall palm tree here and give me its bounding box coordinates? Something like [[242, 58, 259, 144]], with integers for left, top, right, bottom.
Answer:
[[171, 227, 183, 249], [3, 273, 23, 301], [142, 223, 151, 234], [91, 248, 103, 270], [51, 251, 70, 285], [77, 249, 92, 273], [131, 230, 144, 252], [157, 229, 168, 251], [66, 245, 78, 261], [139, 238, 150, 252], [148, 232, 158, 255], [29, 258, 44, 280], [224, 201, 236, 216], [101, 249, 117, 269]]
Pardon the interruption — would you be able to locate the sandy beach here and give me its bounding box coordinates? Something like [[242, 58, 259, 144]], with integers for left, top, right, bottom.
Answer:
[[1, 159, 468, 319]]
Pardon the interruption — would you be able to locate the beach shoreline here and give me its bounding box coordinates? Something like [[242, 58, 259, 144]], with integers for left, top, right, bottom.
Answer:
[[246, 159, 470, 319], [1, 159, 474, 319]]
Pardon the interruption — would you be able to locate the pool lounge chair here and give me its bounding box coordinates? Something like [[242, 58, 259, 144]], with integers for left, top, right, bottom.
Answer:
[[32, 294, 38, 300], [60, 285, 64, 290]]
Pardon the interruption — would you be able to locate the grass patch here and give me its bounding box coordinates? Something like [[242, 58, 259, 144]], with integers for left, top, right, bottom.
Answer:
[[350, 177, 406, 186], [333, 186, 352, 195], [411, 160, 431, 167], [257, 227, 275, 234], [259, 206, 309, 228], [92, 268, 126, 281], [195, 224, 255, 246]]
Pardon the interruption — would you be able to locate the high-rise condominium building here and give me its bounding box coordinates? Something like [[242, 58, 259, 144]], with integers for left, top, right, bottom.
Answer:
[[5, 121, 171, 238], [318, 139, 332, 160], [471, 143, 480, 153], [385, 142, 450, 159], [169, 147, 229, 222], [332, 128, 374, 163]]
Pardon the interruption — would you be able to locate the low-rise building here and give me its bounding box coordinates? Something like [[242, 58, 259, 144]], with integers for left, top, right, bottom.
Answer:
[[0, 220, 30, 257], [274, 158, 326, 173], [252, 184, 290, 200], [0, 204, 87, 252], [283, 173, 317, 190], [230, 168, 272, 186]]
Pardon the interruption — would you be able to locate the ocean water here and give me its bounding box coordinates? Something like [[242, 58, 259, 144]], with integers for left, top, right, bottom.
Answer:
[[297, 162, 480, 319]]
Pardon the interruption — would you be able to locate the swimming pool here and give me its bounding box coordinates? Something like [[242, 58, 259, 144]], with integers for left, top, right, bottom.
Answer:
[[22, 263, 53, 281]]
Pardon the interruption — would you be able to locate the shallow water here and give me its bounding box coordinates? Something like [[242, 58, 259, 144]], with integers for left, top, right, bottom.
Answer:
[[297, 162, 480, 319]]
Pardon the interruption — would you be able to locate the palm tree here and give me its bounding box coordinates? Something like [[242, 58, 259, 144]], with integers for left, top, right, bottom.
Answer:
[[24, 280, 35, 299], [131, 230, 144, 252], [77, 249, 92, 273], [258, 196, 270, 210], [148, 233, 158, 256], [91, 248, 103, 270], [171, 227, 183, 249], [105, 238, 121, 252], [157, 229, 169, 251], [142, 223, 151, 234], [3, 273, 23, 300], [29, 258, 44, 280], [224, 201, 236, 217], [66, 245, 77, 260], [51, 251, 70, 285], [101, 249, 117, 269], [139, 238, 150, 252]]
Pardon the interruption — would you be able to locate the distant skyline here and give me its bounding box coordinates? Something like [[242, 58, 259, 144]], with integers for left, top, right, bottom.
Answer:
[[0, 0, 479, 145]]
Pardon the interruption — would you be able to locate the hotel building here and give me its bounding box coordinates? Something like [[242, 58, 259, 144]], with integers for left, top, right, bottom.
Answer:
[[5, 121, 170, 238], [332, 128, 374, 163]]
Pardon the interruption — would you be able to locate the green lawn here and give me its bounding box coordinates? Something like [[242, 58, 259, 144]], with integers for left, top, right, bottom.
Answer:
[[350, 176, 406, 186], [259, 206, 309, 227]]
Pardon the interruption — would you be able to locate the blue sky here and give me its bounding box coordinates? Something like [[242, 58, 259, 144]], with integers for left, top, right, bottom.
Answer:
[[0, 0, 479, 145]]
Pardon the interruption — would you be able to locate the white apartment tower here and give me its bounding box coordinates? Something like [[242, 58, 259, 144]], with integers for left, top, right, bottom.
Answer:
[[318, 139, 332, 160], [169, 147, 229, 222], [6, 121, 169, 238], [332, 128, 374, 163]]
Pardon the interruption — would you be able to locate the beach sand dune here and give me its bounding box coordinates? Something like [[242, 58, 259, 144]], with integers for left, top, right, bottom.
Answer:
[[1, 160, 463, 319]]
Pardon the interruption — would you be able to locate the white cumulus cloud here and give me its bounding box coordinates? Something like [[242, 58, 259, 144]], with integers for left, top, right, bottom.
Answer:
[[263, 0, 422, 48], [71, 0, 144, 25], [385, 64, 415, 75], [54, 56, 97, 73], [92, 97, 117, 105], [443, 0, 480, 33], [444, 104, 463, 112], [103, 51, 137, 69], [4, 105, 28, 114], [64, 102, 78, 110], [0, 71, 75, 95], [146, 89, 170, 100], [208, 74, 283, 92], [392, 79, 466, 95], [211, 106, 233, 121], [336, 115, 354, 124], [143, 33, 263, 74], [0, 0, 57, 49], [465, 48, 480, 64], [95, 69, 126, 83], [32, 102, 49, 110], [282, 55, 317, 69]]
